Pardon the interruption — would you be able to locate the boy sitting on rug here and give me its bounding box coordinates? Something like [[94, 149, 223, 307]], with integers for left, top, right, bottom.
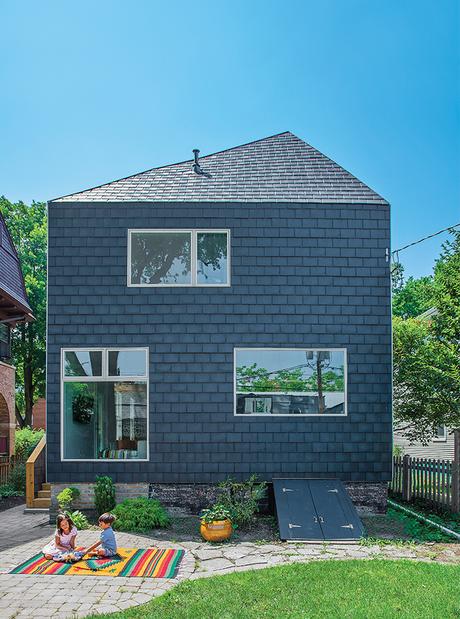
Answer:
[[87, 513, 118, 558], [42, 513, 78, 560]]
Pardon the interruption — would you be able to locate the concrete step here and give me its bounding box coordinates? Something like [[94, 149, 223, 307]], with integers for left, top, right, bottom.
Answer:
[[38, 490, 51, 499], [32, 498, 51, 508], [24, 507, 49, 514], [42, 483, 51, 491]]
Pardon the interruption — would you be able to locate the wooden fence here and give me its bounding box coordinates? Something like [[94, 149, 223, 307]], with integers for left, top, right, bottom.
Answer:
[[390, 454, 460, 512], [0, 456, 10, 484]]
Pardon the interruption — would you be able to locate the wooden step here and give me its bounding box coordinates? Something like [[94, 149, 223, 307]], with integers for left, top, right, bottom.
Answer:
[[42, 483, 51, 491], [38, 490, 51, 499], [32, 497, 51, 508]]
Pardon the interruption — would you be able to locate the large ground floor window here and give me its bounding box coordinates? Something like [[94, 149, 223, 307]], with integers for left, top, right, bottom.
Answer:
[[62, 348, 148, 460], [235, 348, 347, 416]]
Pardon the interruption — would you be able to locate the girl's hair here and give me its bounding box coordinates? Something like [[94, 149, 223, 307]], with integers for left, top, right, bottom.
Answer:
[[98, 512, 116, 525], [56, 512, 75, 534]]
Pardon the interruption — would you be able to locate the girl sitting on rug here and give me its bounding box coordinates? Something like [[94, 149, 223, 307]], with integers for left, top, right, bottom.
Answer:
[[42, 513, 78, 560], [87, 512, 118, 558]]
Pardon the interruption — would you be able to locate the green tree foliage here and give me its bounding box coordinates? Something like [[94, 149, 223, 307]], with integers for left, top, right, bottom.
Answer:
[[393, 231, 460, 441], [392, 264, 434, 318], [0, 197, 47, 426]]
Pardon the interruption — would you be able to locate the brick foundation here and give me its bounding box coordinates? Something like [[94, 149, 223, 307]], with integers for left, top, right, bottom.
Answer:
[[50, 480, 387, 522], [50, 482, 149, 522]]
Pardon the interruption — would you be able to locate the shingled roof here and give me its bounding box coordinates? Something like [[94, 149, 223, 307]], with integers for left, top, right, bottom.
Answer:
[[51, 131, 388, 205], [0, 213, 33, 322]]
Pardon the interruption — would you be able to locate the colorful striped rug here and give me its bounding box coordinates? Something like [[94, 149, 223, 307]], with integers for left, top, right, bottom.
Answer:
[[10, 547, 184, 578]]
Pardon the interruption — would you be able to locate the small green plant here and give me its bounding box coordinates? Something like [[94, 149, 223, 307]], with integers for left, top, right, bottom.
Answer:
[[0, 483, 22, 498], [94, 475, 116, 515], [112, 497, 171, 533], [7, 462, 26, 493], [65, 509, 90, 530], [57, 487, 81, 511], [218, 474, 267, 528], [14, 427, 44, 461], [200, 504, 233, 524]]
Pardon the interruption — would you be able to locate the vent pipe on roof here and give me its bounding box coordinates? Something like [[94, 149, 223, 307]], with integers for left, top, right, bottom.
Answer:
[[192, 148, 211, 178], [192, 149, 203, 175]]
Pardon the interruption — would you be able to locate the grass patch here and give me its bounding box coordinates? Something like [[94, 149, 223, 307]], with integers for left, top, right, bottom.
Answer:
[[84, 559, 460, 619]]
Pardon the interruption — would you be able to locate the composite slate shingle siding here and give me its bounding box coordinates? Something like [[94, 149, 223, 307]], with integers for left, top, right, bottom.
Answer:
[[47, 197, 392, 484]]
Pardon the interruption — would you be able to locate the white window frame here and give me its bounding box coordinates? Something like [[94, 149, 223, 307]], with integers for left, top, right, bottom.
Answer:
[[233, 347, 348, 417], [127, 229, 231, 287], [433, 425, 447, 442], [61, 347, 149, 462]]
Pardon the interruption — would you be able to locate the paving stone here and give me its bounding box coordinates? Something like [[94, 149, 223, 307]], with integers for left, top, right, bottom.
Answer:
[[199, 557, 234, 571], [194, 548, 223, 561], [235, 555, 268, 567]]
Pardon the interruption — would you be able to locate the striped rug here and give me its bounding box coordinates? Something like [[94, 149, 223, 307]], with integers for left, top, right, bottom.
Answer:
[[10, 547, 184, 578]]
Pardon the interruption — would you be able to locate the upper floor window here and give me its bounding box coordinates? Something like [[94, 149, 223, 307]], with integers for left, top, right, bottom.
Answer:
[[128, 230, 230, 287], [235, 348, 347, 416]]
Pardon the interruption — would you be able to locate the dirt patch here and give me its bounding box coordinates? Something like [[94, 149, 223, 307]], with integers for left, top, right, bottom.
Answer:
[[151, 515, 279, 543], [0, 496, 25, 512]]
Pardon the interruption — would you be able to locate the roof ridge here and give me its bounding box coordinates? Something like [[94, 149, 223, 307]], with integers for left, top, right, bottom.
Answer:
[[49, 131, 293, 203], [49, 131, 389, 205]]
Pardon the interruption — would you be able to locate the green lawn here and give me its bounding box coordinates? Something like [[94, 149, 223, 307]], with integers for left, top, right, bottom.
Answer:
[[86, 559, 460, 619]]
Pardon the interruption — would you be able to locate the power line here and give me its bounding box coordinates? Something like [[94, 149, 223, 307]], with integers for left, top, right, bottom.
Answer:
[[392, 222, 460, 259]]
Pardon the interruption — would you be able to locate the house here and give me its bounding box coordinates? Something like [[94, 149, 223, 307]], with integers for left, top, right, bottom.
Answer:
[[394, 425, 455, 461], [0, 213, 34, 458], [47, 131, 392, 515], [32, 398, 46, 430]]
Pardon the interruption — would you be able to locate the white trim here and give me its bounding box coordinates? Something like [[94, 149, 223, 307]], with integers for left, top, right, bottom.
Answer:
[[233, 347, 348, 417], [127, 229, 231, 287], [60, 347, 149, 462]]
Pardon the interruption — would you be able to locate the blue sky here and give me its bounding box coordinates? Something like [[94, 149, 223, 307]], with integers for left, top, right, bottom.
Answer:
[[1, 0, 458, 278]]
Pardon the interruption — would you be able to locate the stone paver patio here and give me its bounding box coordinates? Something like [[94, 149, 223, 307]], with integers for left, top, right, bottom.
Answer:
[[1, 505, 460, 618]]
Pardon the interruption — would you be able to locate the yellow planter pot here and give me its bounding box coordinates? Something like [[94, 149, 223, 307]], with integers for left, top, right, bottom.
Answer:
[[200, 519, 233, 542]]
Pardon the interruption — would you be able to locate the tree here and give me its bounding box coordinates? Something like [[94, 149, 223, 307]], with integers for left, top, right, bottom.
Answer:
[[393, 231, 460, 441], [0, 197, 47, 427], [392, 262, 434, 319]]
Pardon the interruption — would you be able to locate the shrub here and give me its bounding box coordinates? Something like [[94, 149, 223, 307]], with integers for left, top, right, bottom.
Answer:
[[57, 487, 81, 511], [66, 509, 90, 530], [218, 475, 267, 528], [113, 498, 171, 533], [0, 484, 22, 498], [94, 475, 116, 515], [14, 427, 45, 462], [200, 504, 233, 524], [7, 462, 26, 493]]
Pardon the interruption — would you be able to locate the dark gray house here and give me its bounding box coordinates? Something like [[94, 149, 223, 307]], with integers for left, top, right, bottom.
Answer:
[[47, 132, 391, 515]]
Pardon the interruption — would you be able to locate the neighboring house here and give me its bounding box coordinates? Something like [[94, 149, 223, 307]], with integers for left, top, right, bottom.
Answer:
[[32, 398, 46, 430], [394, 425, 455, 461], [47, 131, 392, 515], [0, 213, 34, 457]]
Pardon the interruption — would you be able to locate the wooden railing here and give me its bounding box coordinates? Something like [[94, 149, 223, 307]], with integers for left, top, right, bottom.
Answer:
[[390, 454, 460, 513], [0, 456, 10, 484], [26, 435, 46, 508]]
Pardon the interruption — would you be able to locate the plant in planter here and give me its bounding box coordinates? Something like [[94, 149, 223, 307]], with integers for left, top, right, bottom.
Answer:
[[200, 504, 233, 542]]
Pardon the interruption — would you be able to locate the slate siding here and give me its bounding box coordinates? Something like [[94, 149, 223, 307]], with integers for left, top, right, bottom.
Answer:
[[46, 201, 392, 484]]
